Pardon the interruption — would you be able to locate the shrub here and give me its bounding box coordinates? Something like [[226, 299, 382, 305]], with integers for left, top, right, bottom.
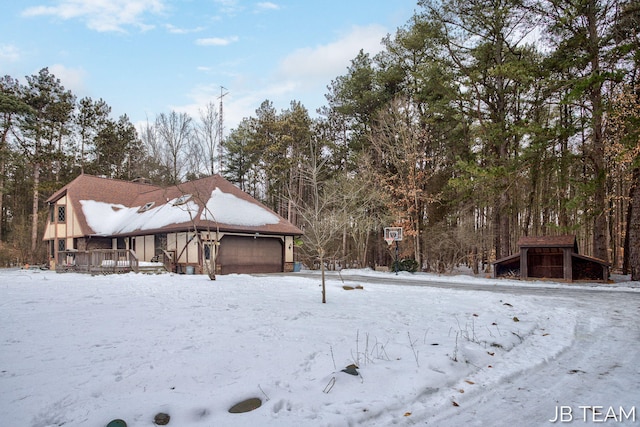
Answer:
[[392, 258, 419, 273]]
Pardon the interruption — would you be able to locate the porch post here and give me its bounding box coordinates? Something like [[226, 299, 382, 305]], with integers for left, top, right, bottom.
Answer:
[[520, 248, 528, 279], [563, 249, 573, 282]]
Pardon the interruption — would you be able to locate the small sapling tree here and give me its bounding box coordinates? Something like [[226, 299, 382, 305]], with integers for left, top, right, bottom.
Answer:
[[294, 141, 347, 303]]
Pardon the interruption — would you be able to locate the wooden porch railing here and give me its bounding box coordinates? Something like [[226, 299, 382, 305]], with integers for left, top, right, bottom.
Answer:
[[160, 249, 175, 273], [56, 249, 140, 274]]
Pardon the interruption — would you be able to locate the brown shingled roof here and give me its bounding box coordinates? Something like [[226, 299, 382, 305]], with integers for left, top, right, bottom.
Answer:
[[46, 174, 161, 237], [517, 235, 578, 249], [46, 174, 303, 237]]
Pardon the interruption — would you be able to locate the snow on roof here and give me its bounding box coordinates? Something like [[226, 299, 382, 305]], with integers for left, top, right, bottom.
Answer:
[[80, 197, 199, 235], [201, 188, 280, 226], [80, 188, 279, 235]]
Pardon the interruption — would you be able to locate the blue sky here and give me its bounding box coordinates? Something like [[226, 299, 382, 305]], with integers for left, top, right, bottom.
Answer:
[[1, 0, 418, 132]]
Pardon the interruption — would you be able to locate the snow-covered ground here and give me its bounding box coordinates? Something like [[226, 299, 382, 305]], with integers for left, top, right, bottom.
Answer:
[[1, 268, 639, 426]]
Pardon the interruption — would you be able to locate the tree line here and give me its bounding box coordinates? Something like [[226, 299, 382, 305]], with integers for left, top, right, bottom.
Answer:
[[0, 68, 224, 265], [1, 0, 639, 279]]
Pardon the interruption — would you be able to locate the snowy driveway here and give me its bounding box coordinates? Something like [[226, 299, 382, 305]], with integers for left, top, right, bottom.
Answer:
[[292, 270, 640, 425], [1, 269, 639, 426]]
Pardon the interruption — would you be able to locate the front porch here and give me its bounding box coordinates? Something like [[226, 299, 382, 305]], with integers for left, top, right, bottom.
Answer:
[[55, 249, 171, 274]]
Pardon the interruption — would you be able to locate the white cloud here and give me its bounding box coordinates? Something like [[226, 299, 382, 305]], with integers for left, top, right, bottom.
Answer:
[[256, 2, 280, 11], [165, 24, 205, 34], [22, 0, 165, 32], [0, 44, 21, 63], [195, 36, 239, 46], [172, 25, 391, 133], [49, 64, 87, 94], [213, 0, 244, 15], [277, 24, 387, 88]]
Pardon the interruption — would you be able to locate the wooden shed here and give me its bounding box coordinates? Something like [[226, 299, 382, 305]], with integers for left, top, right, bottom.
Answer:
[[493, 235, 610, 282]]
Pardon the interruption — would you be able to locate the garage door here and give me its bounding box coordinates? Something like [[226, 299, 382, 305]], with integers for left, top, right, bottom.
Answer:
[[218, 235, 283, 274]]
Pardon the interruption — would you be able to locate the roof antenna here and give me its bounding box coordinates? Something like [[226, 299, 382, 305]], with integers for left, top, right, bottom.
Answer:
[[218, 86, 228, 174]]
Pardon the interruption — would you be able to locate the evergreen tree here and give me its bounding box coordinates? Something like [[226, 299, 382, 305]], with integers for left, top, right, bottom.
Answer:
[[420, 0, 541, 259], [75, 97, 111, 173], [532, 0, 633, 261], [224, 119, 260, 195], [17, 68, 75, 258], [323, 50, 385, 171], [89, 115, 140, 180], [0, 76, 31, 242]]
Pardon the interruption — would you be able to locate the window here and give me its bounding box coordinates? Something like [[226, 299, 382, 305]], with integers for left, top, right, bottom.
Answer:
[[57, 239, 66, 251], [57, 205, 66, 223], [173, 194, 192, 206], [50, 206, 55, 222], [138, 201, 155, 213]]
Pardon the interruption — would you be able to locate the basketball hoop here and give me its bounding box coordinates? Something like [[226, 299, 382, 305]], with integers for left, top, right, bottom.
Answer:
[[384, 227, 403, 242], [384, 226, 403, 275]]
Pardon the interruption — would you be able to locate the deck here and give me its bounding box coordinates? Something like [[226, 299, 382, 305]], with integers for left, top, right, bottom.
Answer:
[[55, 249, 169, 274]]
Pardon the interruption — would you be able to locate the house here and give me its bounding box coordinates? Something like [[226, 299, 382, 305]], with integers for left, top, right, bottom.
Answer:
[[43, 174, 303, 275], [492, 235, 610, 282]]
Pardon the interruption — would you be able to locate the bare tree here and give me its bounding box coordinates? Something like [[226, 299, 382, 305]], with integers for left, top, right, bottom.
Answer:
[[156, 111, 193, 184], [195, 101, 221, 176], [369, 96, 438, 267], [295, 141, 347, 303], [335, 162, 390, 268], [169, 184, 221, 280]]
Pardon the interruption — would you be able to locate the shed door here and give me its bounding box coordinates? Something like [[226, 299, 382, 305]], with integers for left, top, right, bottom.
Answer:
[[528, 248, 563, 279], [218, 236, 283, 274]]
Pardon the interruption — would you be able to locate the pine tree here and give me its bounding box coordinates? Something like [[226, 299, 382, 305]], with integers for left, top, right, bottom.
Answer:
[[0, 76, 31, 242], [532, 0, 631, 262], [420, 0, 541, 259], [75, 97, 111, 173], [18, 68, 75, 258]]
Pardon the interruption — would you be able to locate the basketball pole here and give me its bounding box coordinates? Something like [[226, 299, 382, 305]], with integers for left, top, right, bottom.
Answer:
[[395, 240, 399, 275]]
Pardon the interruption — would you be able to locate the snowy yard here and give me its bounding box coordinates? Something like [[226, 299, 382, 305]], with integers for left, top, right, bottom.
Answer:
[[1, 268, 639, 426]]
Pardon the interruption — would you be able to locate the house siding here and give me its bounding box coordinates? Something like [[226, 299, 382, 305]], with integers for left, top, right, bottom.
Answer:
[[285, 235, 294, 263], [136, 235, 155, 262], [168, 232, 199, 265], [44, 174, 302, 274]]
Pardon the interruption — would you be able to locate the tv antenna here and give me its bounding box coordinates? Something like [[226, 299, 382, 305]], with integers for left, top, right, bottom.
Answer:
[[217, 86, 228, 173]]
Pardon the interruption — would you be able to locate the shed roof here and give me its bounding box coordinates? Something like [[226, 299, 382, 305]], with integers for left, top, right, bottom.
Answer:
[[517, 235, 578, 249]]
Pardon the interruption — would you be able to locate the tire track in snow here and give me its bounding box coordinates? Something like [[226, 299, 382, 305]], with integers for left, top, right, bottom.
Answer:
[[277, 272, 640, 426], [420, 298, 640, 426]]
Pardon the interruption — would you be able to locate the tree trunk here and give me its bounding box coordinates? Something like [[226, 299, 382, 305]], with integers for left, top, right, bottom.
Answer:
[[0, 159, 4, 241], [472, 246, 479, 275], [629, 168, 640, 281], [30, 162, 40, 258], [623, 178, 633, 275], [500, 192, 511, 256], [492, 187, 511, 260], [320, 250, 326, 303], [558, 106, 571, 230], [493, 207, 502, 260], [587, 1, 609, 263]]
